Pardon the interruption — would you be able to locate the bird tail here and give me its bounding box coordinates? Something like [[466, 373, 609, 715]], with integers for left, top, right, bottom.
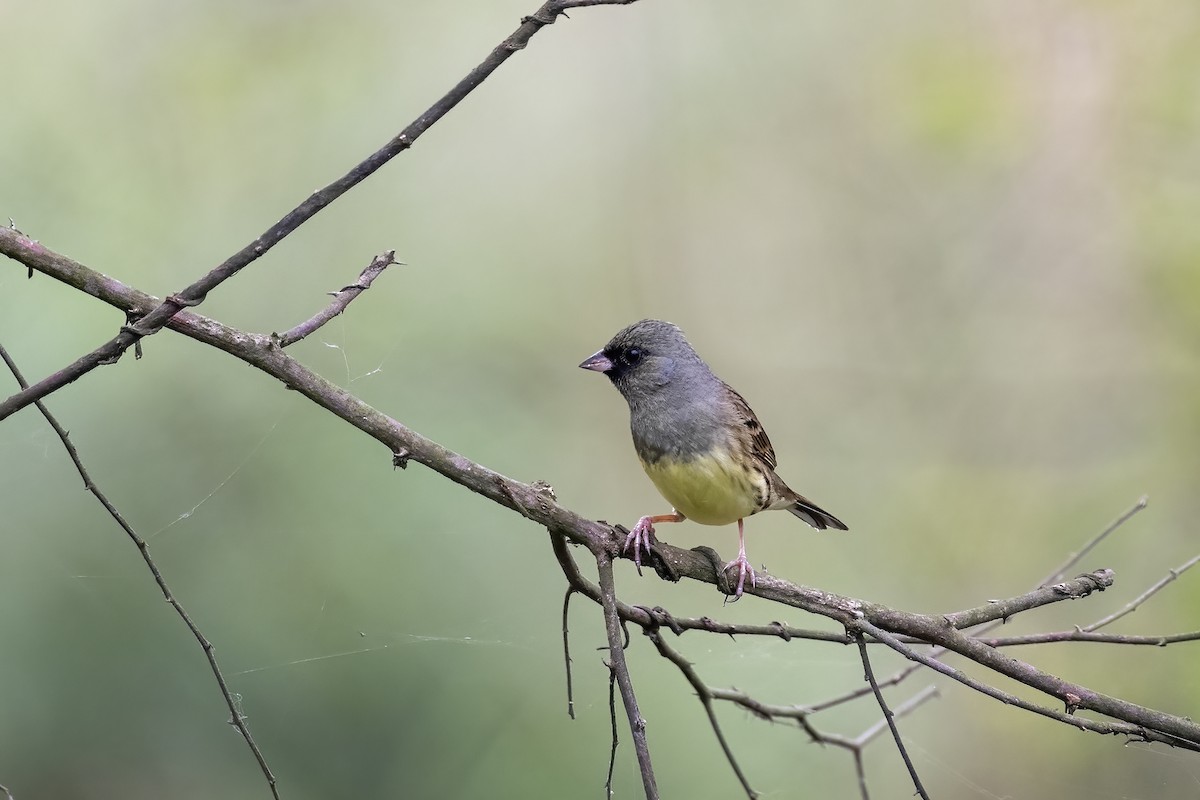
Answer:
[[788, 496, 849, 531]]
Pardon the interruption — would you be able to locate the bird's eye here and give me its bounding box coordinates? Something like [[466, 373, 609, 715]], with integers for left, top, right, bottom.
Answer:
[[624, 347, 643, 365]]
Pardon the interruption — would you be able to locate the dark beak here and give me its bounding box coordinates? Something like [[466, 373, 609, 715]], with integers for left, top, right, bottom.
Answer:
[[578, 350, 613, 373]]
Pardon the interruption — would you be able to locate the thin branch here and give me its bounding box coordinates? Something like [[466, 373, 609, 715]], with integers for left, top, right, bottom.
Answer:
[[596, 553, 658, 800], [854, 618, 1198, 750], [981, 629, 1200, 647], [851, 751, 870, 800], [954, 498, 1150, 648], [708, 687, 852, 746], [707, 682, 940, 752], [0, 343, 280, 799], [0, 0, 642, 423], [562, 586, 577, 720], [803, 664, 922, 714], [942, 569, 1113, 629], [679, 665, 937, 796], [0, 782, 12, 800], [645, 631, 757, 799], [605, 661, 619, 799], [854, 632, 929, 800], [852, 686, 940, 748], [1038, 495, 1148, 587], [818, 499, 1154, 715], [848, 686, 939, 800], [272, 251, 397, 347], [1083, 553, 1200, 632], [869, 609, 1200, 747]]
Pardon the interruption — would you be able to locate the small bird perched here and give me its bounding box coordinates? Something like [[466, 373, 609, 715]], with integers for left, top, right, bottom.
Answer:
[[579, 319, 847, 598]]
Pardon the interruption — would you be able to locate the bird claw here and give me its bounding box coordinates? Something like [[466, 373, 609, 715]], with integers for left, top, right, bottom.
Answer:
[[624, 516, 656, 571], [722, 553, 757, 599]]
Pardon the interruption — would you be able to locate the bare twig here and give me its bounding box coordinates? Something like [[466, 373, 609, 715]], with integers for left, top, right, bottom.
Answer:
[[596, 553, 658, 799], [708, 687, 849, 745], [1083, 553, 1200, 632], [0, 343, 280, 799], [273, 251, 397, 347], [853, 686, 940, 748], [1038, 495, 1149, 587], [854, 632, 929, 800], [847, 686, 939, 800], [684, 670, 938, 798], [855, 618, 1196, 749], [982, 629, 1200, 647], [803, 664, 922, 714], [942, 569, 1113, 629], [850, 751, 870, 800], [645, 631, 757, 799], [562, 586, 577, 720], [0, 0, 643, 422], [817, 499, 1153, 715], [0, 781, 12, 800], [605, 665, 619, 798]]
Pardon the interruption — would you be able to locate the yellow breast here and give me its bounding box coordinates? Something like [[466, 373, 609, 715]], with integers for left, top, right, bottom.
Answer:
[[641, 450, 762, 525]]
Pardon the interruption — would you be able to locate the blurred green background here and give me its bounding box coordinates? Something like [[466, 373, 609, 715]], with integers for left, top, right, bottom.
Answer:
[[3, 1, 1200, 797]]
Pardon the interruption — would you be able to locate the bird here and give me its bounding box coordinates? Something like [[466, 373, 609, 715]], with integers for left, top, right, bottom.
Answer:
[[579, 319, 847, 598]]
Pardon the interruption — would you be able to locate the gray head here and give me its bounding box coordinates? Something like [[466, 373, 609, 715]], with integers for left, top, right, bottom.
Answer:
[[578, 319, 715, 408]]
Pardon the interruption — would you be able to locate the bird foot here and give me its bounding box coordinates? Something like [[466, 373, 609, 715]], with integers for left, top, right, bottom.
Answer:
[[624, 516, 656, 570], [722, 553, 757, 599]]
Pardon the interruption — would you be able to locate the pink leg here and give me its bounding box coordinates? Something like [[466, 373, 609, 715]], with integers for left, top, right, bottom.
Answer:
[[625, 511, 685, 569], [723, 518, 757, 598]]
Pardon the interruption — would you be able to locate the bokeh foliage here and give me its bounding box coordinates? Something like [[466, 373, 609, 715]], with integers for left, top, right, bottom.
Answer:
[[2, 1, 1200, 797]]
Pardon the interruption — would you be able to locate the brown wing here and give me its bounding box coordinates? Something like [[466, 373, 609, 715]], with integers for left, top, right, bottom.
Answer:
[[720, 381, 777, 470], [722, 380, 851, 531]]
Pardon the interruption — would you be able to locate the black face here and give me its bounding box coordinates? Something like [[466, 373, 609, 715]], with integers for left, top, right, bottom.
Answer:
[[582, 320, 698, 402], [602, 343, 646, 382]]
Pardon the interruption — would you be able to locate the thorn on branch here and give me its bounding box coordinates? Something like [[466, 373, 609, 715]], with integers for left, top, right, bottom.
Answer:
[[123, 311, 144, 359], [521, 10, 557, 24], [632, 605, 683, 636], [531, 479, 557, 502]]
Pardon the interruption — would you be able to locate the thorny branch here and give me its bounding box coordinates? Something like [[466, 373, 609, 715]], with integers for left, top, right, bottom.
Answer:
[[1083, 553, 1200, 631], [645, 629, 758, 798], [596, 554, 659, 799], [273, 251, 399, 348], [853, 633, 929, 800], [805, 497, 1159, 735]]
